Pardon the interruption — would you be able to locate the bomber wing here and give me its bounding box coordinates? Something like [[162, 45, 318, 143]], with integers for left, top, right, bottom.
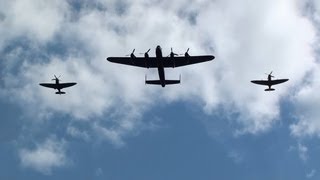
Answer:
[[107, 55, 214, 68], [163, 55, 215, 68], [107, 57, 158, 68]]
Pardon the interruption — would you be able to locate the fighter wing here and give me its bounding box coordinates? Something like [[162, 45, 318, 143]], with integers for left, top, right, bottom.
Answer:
[[39, 83, 76, 89], [107, 57, 158, 68], [39, 83, 57, 89], [251, 80, 269, 86], [163, 55, 215, 68], [270, 79, 289, 85], [251, 79, 289, 86], [59, 82, 77, 89]]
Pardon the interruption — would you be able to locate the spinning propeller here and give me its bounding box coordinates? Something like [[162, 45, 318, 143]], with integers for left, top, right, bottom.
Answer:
[[180, 48, 190, 57], [126, 49, 136, 58], [265, 71, 274, 78], [168, 48, 179, 58], [140, 49, 151, 58], [52, 75, 61, 81]]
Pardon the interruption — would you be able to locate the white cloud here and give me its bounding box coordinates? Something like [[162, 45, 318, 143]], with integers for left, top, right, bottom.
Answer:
[[91, 108, 148, 147], [290, 66, 320, 137], [0, 0, 69, 44], [313, 0, 320, 18], [67, 125, 90, 141], [227, 150, 243, 164], [19, 137, 68, 175], [289, 143, 309, 162], [95, 167, 103, 177], [289, 1, 320, 138], [1, 0, 320, 145], [162, 0, 316, 134], [298, 143, 309, 162], [306, 169, 316, 179]]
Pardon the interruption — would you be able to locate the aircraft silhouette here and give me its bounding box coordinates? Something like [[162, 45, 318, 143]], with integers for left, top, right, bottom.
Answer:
[[107, 45, 215, 87], [251, 72, 289, 91], [39, 75, 77, 94]]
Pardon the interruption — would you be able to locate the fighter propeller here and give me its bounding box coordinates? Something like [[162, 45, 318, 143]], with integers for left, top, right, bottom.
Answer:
[[52, 75, 61, 81], [265, 71, 274, 78]]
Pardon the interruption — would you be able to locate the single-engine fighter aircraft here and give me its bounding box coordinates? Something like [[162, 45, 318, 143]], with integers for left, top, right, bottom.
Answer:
[[39, 75, 77, 94], [251, 72, 289, 91], [107, 45, 215, 87]]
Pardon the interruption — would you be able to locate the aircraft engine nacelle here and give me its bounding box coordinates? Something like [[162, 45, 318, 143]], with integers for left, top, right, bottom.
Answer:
[[144, 49, 150, 68], [144, 56, 149, 68]]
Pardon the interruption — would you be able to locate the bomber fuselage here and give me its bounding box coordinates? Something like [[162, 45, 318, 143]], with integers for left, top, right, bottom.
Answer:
[[155, 45, 166, 87]]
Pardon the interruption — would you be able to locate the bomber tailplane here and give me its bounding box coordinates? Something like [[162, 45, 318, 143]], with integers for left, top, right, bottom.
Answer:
[[145, 80, 180, 86], [145, 80, 161, 85], [164, 80, 180, 85], [56, 91, 66, 94]]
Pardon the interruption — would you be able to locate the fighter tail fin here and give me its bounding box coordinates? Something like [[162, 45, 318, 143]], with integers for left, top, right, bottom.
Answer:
[[265, 88, 275, 91]]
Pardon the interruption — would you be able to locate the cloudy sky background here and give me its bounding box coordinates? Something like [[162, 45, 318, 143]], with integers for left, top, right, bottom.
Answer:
[[1, 0, 320, 179]]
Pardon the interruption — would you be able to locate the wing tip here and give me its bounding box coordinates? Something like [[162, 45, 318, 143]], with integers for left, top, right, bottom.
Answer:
[[282, 79, 289, 83], [106, 57, 115, 61], [106, 57, 118, 62]]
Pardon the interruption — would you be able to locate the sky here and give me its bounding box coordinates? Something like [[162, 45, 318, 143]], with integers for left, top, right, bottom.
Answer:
[[1, 0, 320, 179]]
